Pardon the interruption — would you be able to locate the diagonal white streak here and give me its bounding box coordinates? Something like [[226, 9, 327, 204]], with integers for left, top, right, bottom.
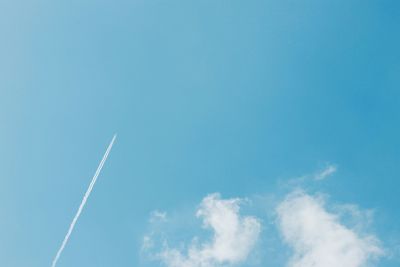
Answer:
[[51, 134, 117, 267]]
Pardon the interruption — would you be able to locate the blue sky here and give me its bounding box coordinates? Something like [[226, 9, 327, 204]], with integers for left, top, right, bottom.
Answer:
[[0, 1, 399, 267]]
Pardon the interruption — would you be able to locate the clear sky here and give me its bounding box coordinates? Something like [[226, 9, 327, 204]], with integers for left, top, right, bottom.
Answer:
[[0, 1, 399, 267]]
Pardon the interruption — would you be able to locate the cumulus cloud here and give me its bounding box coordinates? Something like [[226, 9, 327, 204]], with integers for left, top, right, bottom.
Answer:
[[277, 191, 383, 267], [147, 193, 261, 267]]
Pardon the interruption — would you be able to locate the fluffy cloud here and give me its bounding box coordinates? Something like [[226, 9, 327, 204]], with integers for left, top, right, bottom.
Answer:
[[276, 191, 383, 267], [144, 188, 385, 267], [149, 193, 261, 267]]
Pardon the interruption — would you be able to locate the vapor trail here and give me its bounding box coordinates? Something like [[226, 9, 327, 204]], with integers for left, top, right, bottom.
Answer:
[[51, 134, 117, 267]]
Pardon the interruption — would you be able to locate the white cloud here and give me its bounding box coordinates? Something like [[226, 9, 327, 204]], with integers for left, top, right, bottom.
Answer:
[[277, 191, 383, 267], [314, 164, 337, 180], [150, 210, 168, 223], [142, 234, 154, 251], [149, 193, 261, 267]]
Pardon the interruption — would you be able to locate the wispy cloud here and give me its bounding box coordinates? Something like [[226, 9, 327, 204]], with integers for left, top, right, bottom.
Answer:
[[314, 164, 337, 180], [276, 190, 383, 267], [150, 210, 168, 223], [145, 193, 261, 267], [51, 134, 117, 267]]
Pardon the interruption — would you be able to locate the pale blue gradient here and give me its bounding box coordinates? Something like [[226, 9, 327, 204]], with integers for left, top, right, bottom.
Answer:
[[0, 1, 399, 266]]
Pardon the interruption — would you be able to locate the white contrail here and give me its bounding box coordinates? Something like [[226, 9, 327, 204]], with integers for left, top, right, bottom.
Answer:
[[51, 134, 117, 267]]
